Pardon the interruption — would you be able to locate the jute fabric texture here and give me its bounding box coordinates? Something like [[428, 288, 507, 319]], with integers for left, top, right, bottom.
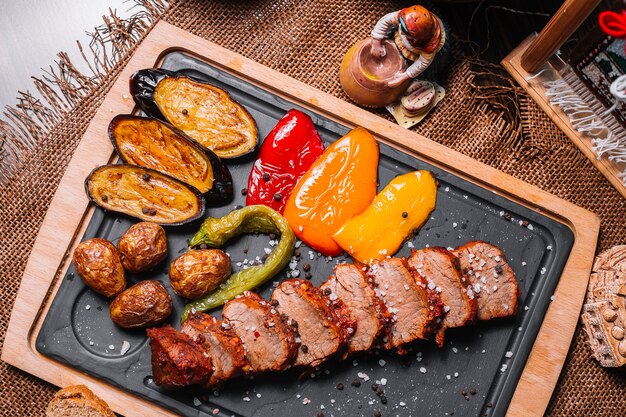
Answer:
[[0, 1, 624, 415]]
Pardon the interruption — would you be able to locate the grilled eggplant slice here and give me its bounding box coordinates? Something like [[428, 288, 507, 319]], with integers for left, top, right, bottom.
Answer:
[[109, 115, 232, 205], [130, 68, 258, 158], [85, 164, 205, 225]]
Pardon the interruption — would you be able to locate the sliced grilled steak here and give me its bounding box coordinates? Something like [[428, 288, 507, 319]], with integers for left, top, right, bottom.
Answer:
[[453, 241, 519, 321], [272, 279, 351, 367], [408, 247, 478, 347], [146, 325, 213, 389], [320, 264, 390, 353], [368, 258, 441, 350], [222, 291, 299, 373], [181, 313, 250, 386]]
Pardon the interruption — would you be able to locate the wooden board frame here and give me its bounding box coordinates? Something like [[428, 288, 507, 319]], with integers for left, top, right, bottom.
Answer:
[[502, 34, 626, 200], [2, 21, 600, 417]]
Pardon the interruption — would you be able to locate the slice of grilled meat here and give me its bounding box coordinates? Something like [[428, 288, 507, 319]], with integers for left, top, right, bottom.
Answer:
[[222, 291, 299, 373], [453, 241, 519, 321], [272, 279, 351, 367], [368, 258, 442, 350], [320, 264, 390, 353], [146, 325, 213, 389], [408, 247, 478, 347], [181, 313, 250, 386]]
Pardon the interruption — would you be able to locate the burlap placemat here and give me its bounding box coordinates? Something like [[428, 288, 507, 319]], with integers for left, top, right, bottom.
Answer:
[[1, 1, 625, 415]]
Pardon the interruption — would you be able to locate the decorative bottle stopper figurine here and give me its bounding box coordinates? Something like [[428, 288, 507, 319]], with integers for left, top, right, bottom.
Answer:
[[340, 5, 447, 127]]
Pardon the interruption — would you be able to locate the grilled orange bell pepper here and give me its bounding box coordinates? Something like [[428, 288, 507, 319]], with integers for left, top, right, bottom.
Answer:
[[283, 127, 379, 256], [333, 170, 437, 263]]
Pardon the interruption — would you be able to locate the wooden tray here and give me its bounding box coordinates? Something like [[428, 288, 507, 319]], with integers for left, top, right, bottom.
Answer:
[[502, 34, 626, 200], [2, 21, 600, 417]]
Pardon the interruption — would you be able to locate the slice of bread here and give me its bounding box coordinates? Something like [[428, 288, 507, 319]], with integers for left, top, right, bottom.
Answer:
[[46, 385, 115, 417]]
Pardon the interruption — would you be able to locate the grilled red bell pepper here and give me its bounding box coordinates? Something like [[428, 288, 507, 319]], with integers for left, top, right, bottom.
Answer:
[[246, 109, 325, 212]]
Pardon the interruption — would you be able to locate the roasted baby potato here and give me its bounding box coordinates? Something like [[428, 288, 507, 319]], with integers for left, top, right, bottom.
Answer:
[[130, 68, 258, 158], [118, 222, 168, 273], [169, 249, 231, 299], [110, 280, 172, 328], [73, 238, 126, 298], [85, 164, 205, 225], [109, 115, 233, 204]]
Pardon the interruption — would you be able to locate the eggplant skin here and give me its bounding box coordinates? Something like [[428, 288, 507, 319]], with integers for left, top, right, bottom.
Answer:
[[109, 115, 233, 205], [85, 164, 205, 226], [130, 68, 258, 159]]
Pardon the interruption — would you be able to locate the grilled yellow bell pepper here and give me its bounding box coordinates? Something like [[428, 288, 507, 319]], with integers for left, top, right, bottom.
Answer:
[[333, 170, 437, 263]]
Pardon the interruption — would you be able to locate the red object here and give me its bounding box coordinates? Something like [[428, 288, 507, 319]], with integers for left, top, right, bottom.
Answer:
[[398, 5, 440, 53], [246, 109, 325, 213], [599, 10, 626, 53]]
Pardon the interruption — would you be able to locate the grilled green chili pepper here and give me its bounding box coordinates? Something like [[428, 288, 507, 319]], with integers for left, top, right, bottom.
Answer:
[[182, 205, 295, 321]]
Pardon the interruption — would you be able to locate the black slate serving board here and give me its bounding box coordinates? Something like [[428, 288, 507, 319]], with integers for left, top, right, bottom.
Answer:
[[36, 51, 574, 417]]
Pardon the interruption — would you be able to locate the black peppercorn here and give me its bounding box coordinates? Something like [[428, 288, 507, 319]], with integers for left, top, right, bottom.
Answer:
[[182, 109, 188, 115], [303, 263, 311, 271], [101, 195, 108, 202], [323, 287, 332, 296], [263, 173, 270, 181], [241, 188, 248, 195], [402, 211, 408, 218], [301, 345, 309, 353], [142, 173, 150, 181], [470, 388, 476, 395], [351, 379, 361, 387], [316, 412, 325, 417], [274, 193, 281, 201], [374, 411, 382, 417], [380, 395, 387, 404], [304, 272, 312, 280], [522, 220, 529, 227], [336, 383, 344, 390], [371, 384, 379, 391]]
